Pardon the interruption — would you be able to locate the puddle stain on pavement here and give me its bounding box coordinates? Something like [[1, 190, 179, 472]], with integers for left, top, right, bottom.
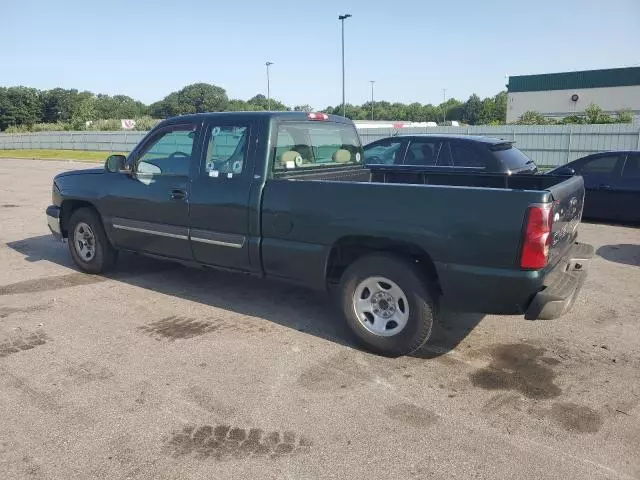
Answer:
[[0, 273, 104, 296], [0, 303, 52, 319], [0, 331, 48, 358], [386, 403, 438, 427], [138, 316, 220, 340], [469, 344, 562, 399], [138, 315, 274, 341], [548, 402, 603, 433], [164, 424, 312, 460]]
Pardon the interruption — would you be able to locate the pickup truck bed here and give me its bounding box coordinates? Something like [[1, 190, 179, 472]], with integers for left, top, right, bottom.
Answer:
[[46, 111, 593, 356], [263, 165, 588, 315]]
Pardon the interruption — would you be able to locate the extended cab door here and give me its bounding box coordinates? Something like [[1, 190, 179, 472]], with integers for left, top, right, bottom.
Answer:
[[188, 120, 258, 271], [102, 122, 201, 260]]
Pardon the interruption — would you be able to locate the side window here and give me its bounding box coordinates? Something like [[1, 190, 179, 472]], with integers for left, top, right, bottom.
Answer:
[[364, 139, 404, 165], [450, 143, 485, 168], [621, 154, 640, 179], [437, 142, 453, 166], [204, 125, 249, 177], [580, 155, 619, 175], [405, 140, 441, 166], [136, 126, 195, 176]]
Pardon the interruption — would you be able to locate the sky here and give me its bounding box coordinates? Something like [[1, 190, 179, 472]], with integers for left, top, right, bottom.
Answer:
[[2, 0, 639, 109]]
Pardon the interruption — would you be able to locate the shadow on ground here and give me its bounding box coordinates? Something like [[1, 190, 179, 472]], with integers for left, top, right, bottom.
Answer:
[[597, 244, 640, 267], [6, 235, 484, 358]]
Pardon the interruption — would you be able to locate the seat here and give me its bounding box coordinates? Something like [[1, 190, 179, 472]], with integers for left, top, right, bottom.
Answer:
[[419, 145, 435, 165], [332, 149, 352, 163], [279, 150, 303, 168]]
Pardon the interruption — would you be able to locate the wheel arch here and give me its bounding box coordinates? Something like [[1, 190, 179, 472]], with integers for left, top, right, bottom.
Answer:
[[325, 235, 441, 293], [60, 200, 100, 238]]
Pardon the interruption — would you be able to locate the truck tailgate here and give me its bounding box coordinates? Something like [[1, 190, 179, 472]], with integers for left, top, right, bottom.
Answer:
[[546, 175, 585, 268]]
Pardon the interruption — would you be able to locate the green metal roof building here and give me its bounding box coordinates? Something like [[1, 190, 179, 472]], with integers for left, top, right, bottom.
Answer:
[[506, 67, 640, 123]]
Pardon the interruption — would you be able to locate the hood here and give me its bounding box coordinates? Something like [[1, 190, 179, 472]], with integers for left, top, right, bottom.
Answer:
[[54, 168, 104, 179]]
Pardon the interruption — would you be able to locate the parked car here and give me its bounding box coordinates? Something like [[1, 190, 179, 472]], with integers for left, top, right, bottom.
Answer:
[[46, 112, 592, 356], [548, 151, 640, 223], [363, 134, 539, 174]]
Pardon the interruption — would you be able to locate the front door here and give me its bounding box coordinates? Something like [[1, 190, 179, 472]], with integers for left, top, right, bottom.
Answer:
[[103, 122, 201, 260], [188, 120, 256, 271]]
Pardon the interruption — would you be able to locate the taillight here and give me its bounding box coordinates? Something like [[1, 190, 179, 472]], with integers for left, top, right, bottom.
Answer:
[[307, 112, 329, 121], [520, 204, 553, 269]]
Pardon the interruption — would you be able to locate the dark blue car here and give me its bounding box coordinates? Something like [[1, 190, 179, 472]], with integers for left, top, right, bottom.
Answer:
[[548, 151, 640, 223]]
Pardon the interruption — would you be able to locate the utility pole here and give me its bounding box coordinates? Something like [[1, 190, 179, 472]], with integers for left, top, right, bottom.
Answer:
[[338, 14, 352, 117], [442, 88, 447, 124], [370, 80, 375, 120], [265, 62, 273, 110]]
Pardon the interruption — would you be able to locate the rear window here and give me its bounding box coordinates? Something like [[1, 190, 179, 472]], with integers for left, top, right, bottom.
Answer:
[[273, 122, 363, 172], [491, 144, 537, 172]]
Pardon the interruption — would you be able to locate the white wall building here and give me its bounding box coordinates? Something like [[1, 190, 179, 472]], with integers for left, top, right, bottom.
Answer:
[[506, 67, 640, 123]]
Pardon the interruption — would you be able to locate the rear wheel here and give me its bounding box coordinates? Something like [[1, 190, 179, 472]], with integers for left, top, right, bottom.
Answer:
[[339, 253, 436, 356], [67, 208, 118, 273]]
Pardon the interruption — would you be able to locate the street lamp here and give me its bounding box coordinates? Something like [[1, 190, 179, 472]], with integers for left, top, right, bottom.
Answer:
[[265, 61, 273, 110], [442, 88, 447, 124], [338, 14, 352, 117], [370, 80, 375, 120]]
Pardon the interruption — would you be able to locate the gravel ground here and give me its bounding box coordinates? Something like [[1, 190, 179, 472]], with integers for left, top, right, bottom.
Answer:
[[0, 159, 639, 480]]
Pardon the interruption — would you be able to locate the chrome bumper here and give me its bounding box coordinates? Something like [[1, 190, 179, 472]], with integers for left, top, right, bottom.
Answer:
[[46, 205, 63, 240]]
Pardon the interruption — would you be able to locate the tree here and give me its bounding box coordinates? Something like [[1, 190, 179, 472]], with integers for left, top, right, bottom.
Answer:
[[463, 94, 482, 125], [293, 104, 313, 112], [246, 94, 288, 111], [0, 87, 42, 128], [585, 103, 612, 124], [151, 83, 229, 118], [70, 96, 97, 129], [517, 111, 549, 125], [615, 110, 632, 124]]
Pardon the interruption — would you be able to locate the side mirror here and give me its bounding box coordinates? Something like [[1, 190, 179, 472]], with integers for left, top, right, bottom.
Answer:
[[105, 154, 130, 173], [554, 166, 576, 176]]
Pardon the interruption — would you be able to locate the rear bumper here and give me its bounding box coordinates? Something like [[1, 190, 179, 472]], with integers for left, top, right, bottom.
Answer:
[[46, 205, 63, 240], [524, 242, 594, 320]]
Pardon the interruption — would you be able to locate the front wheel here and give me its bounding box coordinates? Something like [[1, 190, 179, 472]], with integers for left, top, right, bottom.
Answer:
[[339, 253, 436, 357], [67, 207, 118, 274]]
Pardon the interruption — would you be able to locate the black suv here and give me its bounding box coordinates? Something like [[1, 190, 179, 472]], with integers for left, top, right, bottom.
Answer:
[[363, 134, 538, 174]]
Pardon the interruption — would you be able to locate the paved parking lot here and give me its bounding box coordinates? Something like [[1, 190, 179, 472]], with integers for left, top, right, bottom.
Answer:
[[0, 159, 639, 480]]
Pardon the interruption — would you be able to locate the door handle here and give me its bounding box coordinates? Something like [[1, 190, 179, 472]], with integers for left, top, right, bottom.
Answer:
[[170, 189, 187, 200], [598, 184, 613, 190]]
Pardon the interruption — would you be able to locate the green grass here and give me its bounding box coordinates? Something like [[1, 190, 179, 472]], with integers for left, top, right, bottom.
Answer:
[[0, 149, 126, 162]]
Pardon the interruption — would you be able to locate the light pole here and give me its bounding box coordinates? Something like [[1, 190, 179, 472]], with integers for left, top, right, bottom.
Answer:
[[265, 61, 273, 110], [442, 88, 447, 124], [370, 80, 375, 120], [338, 14, 351, 117]]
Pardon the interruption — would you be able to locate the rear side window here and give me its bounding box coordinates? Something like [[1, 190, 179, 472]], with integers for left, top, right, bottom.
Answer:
[[580, 155, 619, 175], [273, 122, 363, 171], [491, 145, 537, 172], [450, 143, 485, 168], [621, 154, 640, 179], [405, 139, 441, 166], [204, 125, 249, 176]]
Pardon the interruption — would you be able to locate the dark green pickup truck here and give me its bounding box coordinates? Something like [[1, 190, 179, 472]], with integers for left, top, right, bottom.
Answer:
[[46, 112, 593, 356]]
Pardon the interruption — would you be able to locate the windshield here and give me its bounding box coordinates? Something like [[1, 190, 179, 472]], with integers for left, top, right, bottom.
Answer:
[[273, 122, 363, 172], [492, 145, 538, 172]]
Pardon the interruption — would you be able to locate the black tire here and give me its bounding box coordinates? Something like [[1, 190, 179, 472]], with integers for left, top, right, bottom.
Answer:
[[339, 253, 436, 357], [67, 207, 118, 274]]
